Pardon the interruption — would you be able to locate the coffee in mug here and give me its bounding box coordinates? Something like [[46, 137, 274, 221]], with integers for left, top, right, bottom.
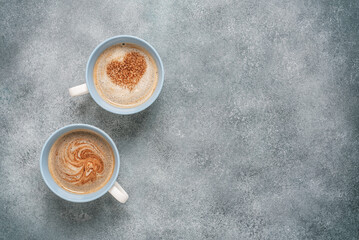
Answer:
[[69, 35, 164, 115], [48, 129, 115, 194], [93, 43, 158, 108]]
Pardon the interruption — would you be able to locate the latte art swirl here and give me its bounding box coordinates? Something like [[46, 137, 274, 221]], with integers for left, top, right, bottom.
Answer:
[[49, 130, 115, 194], [57, 139, 105, 185]]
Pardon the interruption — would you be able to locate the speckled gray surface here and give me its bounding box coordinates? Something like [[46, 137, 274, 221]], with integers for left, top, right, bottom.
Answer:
[[1, 0, 358, 239]]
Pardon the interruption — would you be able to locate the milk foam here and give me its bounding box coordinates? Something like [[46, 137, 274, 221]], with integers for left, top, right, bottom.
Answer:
[[93, 43, 158, 108], [48, 130, 115, 194]]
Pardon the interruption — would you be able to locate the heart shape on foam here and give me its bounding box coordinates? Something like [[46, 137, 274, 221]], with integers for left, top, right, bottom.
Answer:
[[106, 52, 147, 91]]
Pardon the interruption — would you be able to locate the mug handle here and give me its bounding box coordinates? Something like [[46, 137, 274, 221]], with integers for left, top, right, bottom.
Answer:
[[109, 182, 129, 203], [69, 83, 89, 97]]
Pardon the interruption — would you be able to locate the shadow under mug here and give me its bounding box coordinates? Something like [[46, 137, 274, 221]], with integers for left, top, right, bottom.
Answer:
[[69, 35, 164, 115], [40, 124, 128, 203]]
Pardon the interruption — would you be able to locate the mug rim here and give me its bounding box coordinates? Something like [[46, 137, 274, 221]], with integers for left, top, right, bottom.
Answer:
[[40, 124, 120, 203], [86, 35, 164, 115]]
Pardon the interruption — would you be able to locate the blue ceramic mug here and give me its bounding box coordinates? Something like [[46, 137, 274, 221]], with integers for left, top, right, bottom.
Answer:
[[40, 124, 128, 203], [69, 35, 164, 115]]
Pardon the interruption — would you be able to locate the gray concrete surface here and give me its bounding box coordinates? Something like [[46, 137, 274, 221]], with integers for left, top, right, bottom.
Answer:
[[1, 0, 358, 239]]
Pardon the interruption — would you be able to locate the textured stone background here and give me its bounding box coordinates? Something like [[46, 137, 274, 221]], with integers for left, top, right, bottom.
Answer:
[[0, 0, 358, 239]]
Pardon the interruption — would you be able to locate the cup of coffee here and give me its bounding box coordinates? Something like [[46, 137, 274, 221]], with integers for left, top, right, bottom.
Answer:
[[69, 35, 164, 115], [40, 124, 128, 203]]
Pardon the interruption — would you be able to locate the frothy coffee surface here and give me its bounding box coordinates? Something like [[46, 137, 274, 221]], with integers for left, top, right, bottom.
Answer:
[[94, 43, 158, 108], [48, 130, 115, 194]]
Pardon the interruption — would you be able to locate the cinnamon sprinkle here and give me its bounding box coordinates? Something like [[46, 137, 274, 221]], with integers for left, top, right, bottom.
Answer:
[[106, 52, 147, 91]]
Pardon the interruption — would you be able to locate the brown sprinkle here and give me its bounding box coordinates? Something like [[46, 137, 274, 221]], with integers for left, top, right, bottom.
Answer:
[[106, 52, 147, 91]]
